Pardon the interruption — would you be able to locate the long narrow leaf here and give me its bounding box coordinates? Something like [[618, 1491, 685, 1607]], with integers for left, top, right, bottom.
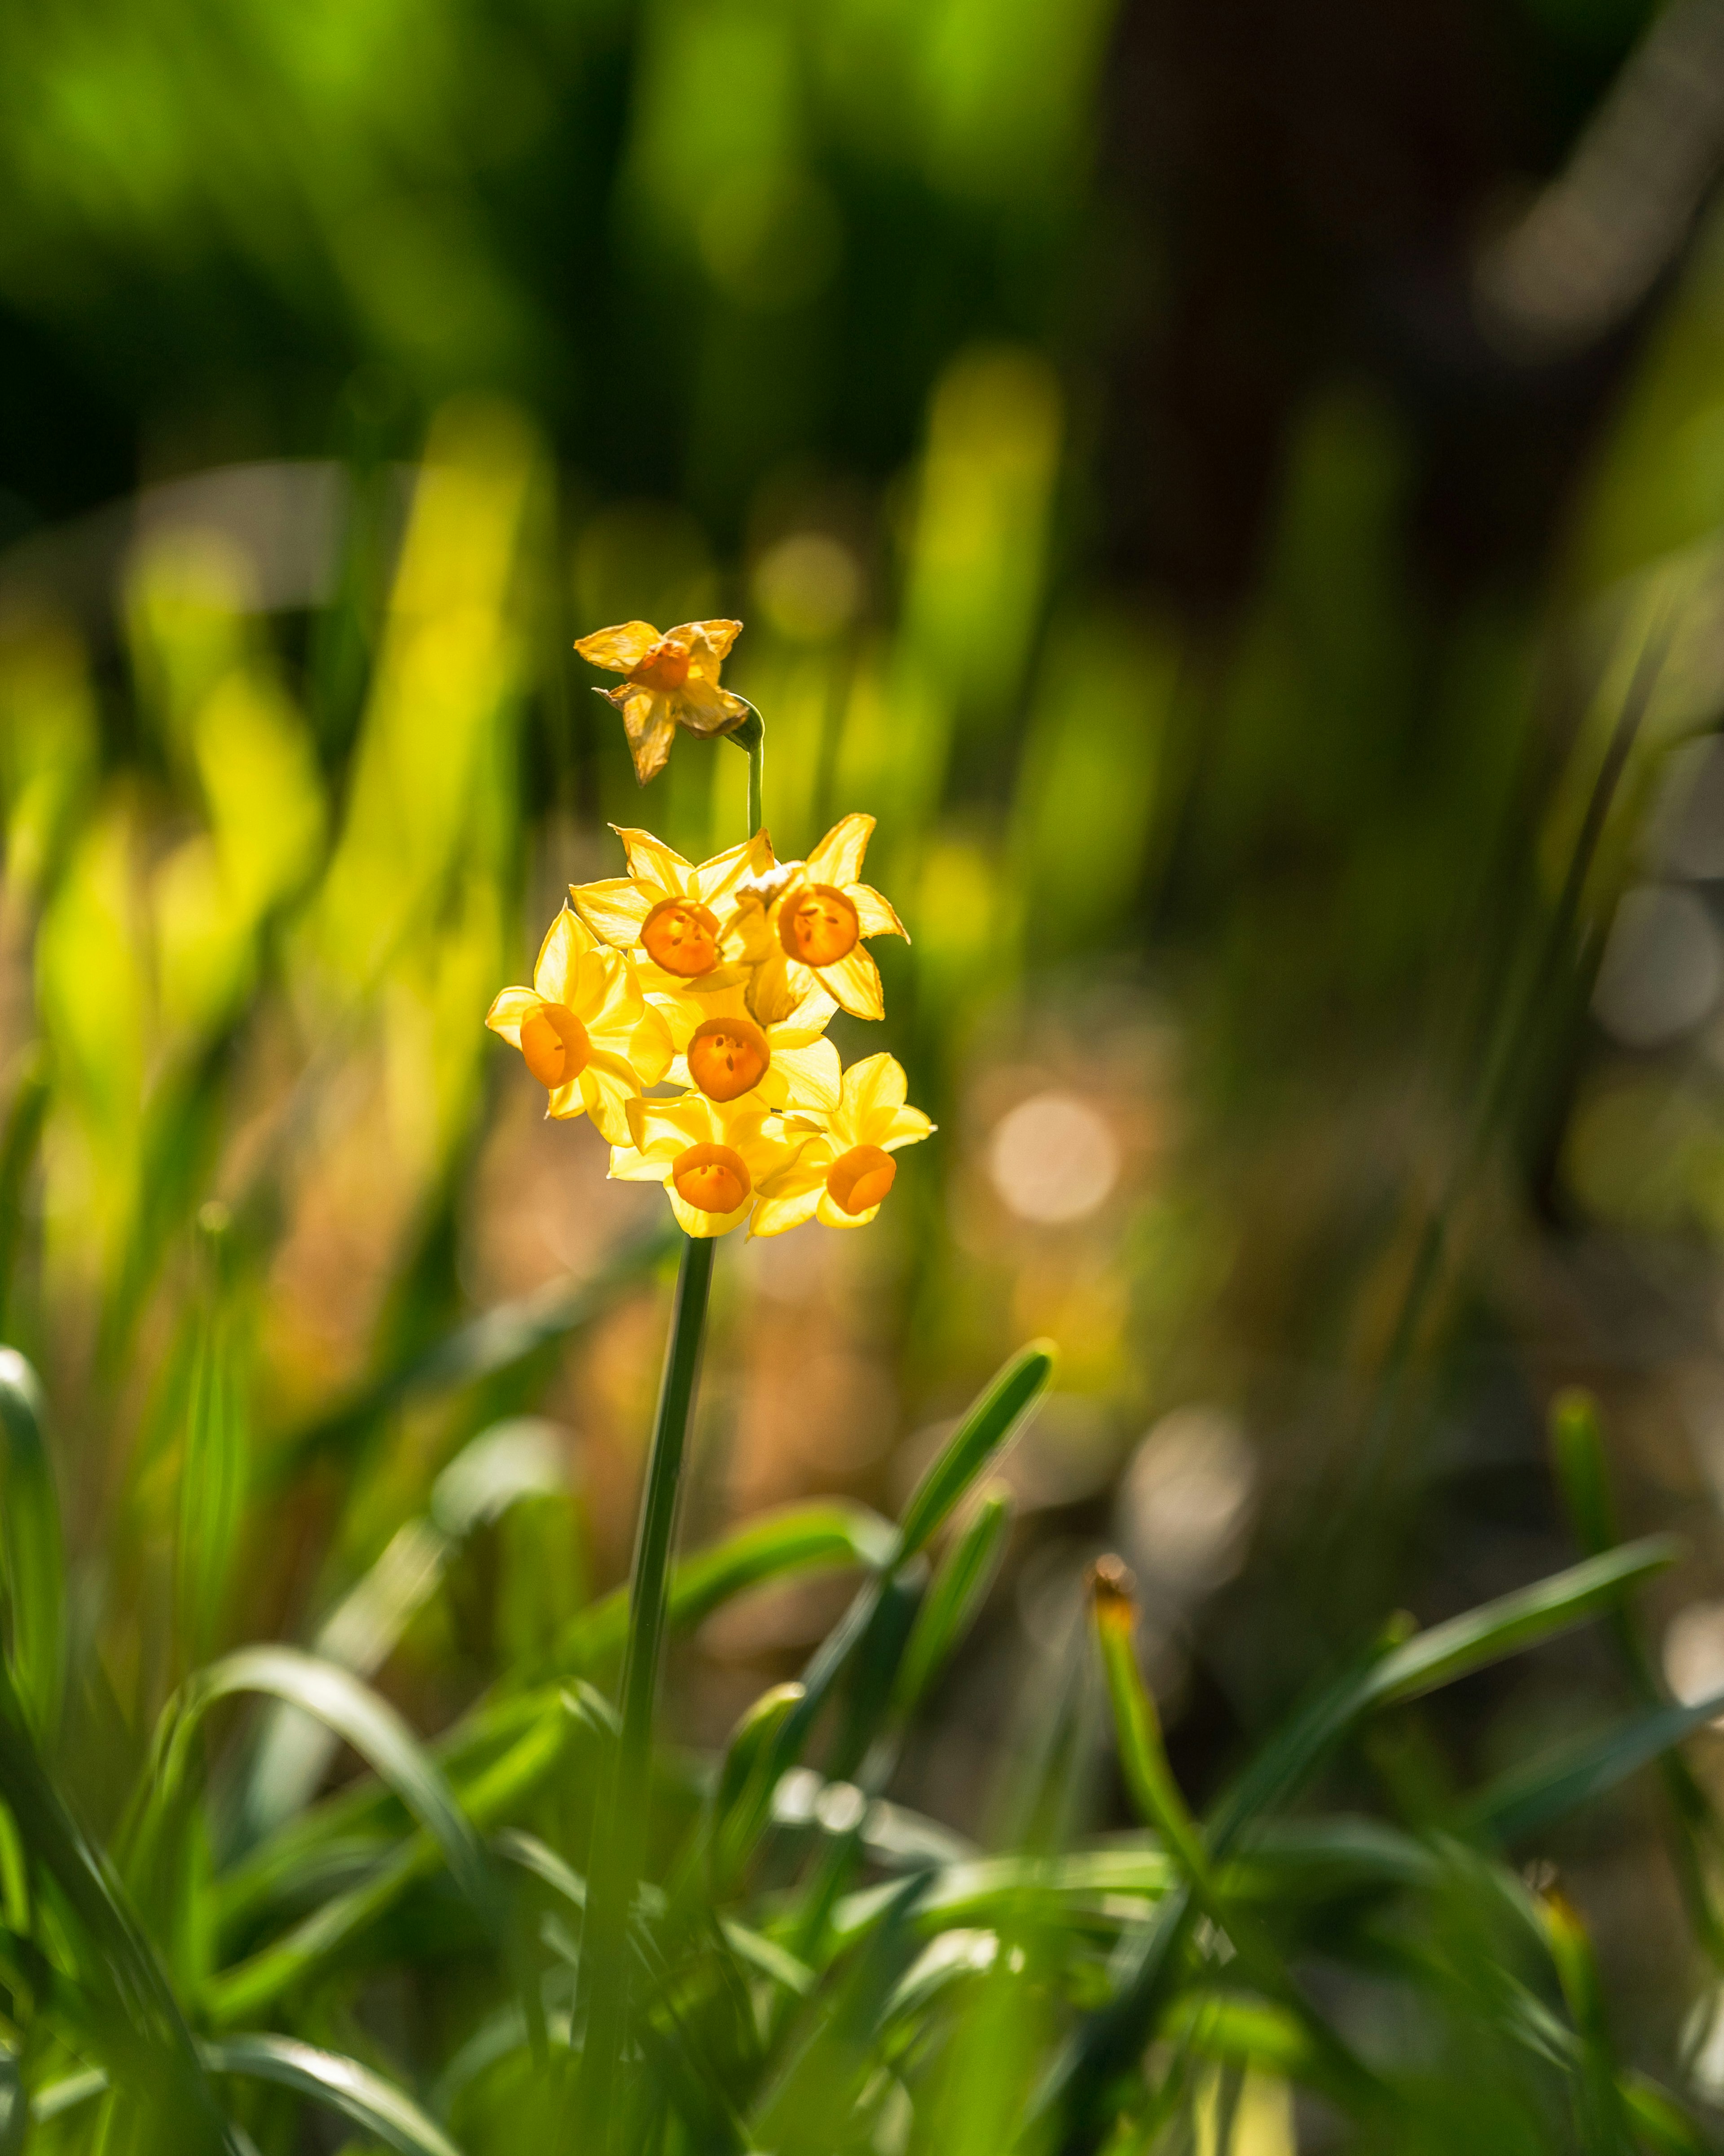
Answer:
[[895, 1344, 1054, 1560], [201, 2034, 462, 2156], [0, 1352, 63, 1737]]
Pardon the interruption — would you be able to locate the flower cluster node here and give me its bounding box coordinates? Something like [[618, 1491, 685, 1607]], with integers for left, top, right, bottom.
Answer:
[[489, 813, 932, 1237]]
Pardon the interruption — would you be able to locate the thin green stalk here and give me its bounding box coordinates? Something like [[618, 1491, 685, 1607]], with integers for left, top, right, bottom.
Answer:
[[729, 705, 765, 838], [573, 1231, 714, 2146]]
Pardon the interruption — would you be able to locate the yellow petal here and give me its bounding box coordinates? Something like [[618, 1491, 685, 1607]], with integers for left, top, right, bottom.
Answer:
[[545, 1077, 589, 1122], [840, 1051, 907, 1122], [666, 1184, 752, 1238], [676, 618, 743, 666], [623, 1001, 675, 1084], [767, 1037, 841, 1113], [848, 881, 908, 941], [575, 620, 660, 673], [748, 1187, 823, 1238], [807, 812, 874, 888], [880, 1105, 935, 1151], [610, 687, 677, 784], [569, 877, 654, 948], [675, 677, 750, 736], [743, 945, 802, 1027], [580, 1052, 643, 1145], [692, 829, 777, 905], [779, 979, 839, 1032], [485, 984, 536, 1047], [816, 1187, 878, 1230], [532, 908, 594, 1005], [821, 944, 884, 1022], [612, 827, 696, 894]]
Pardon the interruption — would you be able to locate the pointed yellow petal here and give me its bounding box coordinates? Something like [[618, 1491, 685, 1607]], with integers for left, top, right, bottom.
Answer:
[[767, 1037, 841, 1113], [807, 812, 874, 887], [880, 1105, 935, 1151], [821, 944, 884, 1021], [612, 827, 696, 893], [841, 1051, 907, 1122], [748, 1187, 823, 1238], [569, 877, 654, 948], [743, 946, 803, 1027], [692, 829, 777, 905], [675, 618, 743, 665], [667, 1185, 751, 1237], [532, 908, 593, 1005], [575, 620, 660, 672], [612, 689, 677, 784], [622, 1001, 675, 1084], [485, 984, 537, 1047], [545, 1078, 590, 1122], [580, 1052, 643, 1145], [816, 1188, 878, 1230], [848, 881, 907, 941], [675, 678, 749, 736], [778, 980, 839, 1033]]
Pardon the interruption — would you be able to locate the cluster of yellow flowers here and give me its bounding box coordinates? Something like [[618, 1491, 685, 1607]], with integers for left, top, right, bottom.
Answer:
[[485, 619, 933, 1239]]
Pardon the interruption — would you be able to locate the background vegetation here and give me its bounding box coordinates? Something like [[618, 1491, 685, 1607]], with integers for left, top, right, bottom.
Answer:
[[3, 0, 1724, 2146]]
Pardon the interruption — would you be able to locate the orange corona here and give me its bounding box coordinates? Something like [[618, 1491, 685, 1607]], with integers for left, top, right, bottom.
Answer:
[[641, 896, 721, 978], [671, 1142, 752, 1215], [826, 1144, 896, 1216], [628, 639, 691, 693], [778, 884, 859, 969], [686, 1016, 771, 1102], [519, 1002, 591, 1089]]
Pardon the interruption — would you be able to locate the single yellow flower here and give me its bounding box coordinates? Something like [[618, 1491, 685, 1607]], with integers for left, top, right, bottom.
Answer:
[[568, 825, 774, 996], [610, 1093, 812, 1239], [660, 979, 841, 1115], [750, 1054, 934, 1236], [574, 619, 750, 785], [485, 907, 673, 1143], [727, 813, 907, 1024]]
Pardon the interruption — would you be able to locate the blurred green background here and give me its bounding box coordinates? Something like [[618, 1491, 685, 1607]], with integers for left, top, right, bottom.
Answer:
[[11, 0, 1724, 2134]]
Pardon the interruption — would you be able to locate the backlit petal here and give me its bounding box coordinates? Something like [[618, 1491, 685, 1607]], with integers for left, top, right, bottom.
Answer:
[[667, 1186, 752, 1238], [485, 984, 536, 1048], [693, 829, 777, 904], [768, 1037, 841, 1112], [880, 1105, 935, 1151], [748, 1187, 823, 1237], [807, 812, 874, 888], [821, 944, 884, 1021], [613, 827, 697, 894], [532, 908, 594, 1005], [545, 1078, 589, 1122], [575, 620, 660, 673], [612, 689, 677, 784], [816, 1188, 879, 1230], [675, 678, 749, 736], [623, 1001, 675, 1083], [840, 1051, 907, 1123], [848, 881, 908, 941], [580, 1053, 642, 1145], [676, 618, 743, 665], [569, 877, 655, 948], [743, 944, 803, 1026]]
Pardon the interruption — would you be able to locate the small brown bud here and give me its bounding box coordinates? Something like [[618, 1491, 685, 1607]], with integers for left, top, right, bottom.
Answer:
[[1089, 1554, 1138, 1628]]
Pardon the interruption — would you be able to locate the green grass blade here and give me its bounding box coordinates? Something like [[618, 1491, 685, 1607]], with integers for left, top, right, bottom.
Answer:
[[890, 1484, 1012, 1723], [0, 1049, 49, 1340], [895, 1344, 1053, 1561], [1364, 1536, 1681, 1708], [160, 1647, 496, 1927], [200, 2033, 463, 2156], [1469, 1691, 1724, 1844], [175, 1213, 247, 1668], [0, 1351, 63, 1738]]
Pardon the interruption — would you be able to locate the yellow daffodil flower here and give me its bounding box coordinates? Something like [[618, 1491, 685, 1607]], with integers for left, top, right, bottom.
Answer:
[[568, 825, 774, 998], [660, 978, 841, 1115], [574, 619, 750, 785], [610, 1093, 812, 1239], [751, 1054, 934, 1235], [485, 908, 673, 1143], [726, 813, 907, 1024]]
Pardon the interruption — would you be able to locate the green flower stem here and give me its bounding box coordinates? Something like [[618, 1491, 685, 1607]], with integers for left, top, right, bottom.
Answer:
[[574, 1230, 715, 2146], [728, 705, 765, 838]]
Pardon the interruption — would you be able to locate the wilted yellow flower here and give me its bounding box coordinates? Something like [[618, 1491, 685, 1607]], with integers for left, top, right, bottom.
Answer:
[[568, 825, 773, 994], [574, 619, 750, 784], [485, 908, 673, 1143], [751, 1054, 934, 1235], [728, 813, 906, 1023], [661, 979, 841, 1115], [610, 1093, 811, 1239]]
